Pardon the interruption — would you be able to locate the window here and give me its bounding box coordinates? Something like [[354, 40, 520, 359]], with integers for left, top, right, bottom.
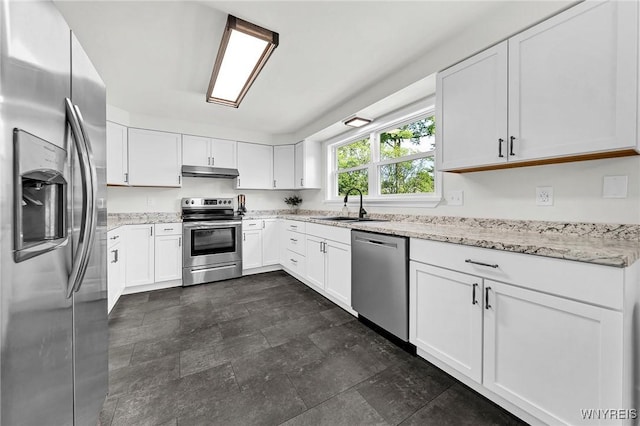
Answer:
[[329, 108, 438, 204]]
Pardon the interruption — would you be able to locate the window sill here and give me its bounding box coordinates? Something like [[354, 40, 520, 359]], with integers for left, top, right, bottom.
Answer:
[[324, 195, 442, 208]]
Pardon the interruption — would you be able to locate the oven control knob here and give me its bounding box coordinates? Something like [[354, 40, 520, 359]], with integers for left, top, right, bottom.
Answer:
[[191, 200, 194, 204], [185, 200, 189, 204]]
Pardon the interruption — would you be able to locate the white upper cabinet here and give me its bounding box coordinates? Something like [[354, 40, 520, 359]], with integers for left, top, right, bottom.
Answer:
[[273, 145, 295, 189], [437, 43, 508, 171], [508, 0, 638, 162], [236, 142, 273, 189], [106, 121, 129, 185], [128, 128, 182, 187], [182, 135, 236, 168], [294, 140, 321, 189], [182, 134, 210, 167], [437, 0, 639, 172]]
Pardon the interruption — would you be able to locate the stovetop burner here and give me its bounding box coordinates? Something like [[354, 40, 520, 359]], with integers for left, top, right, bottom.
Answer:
[[181, 197, 239, 221]]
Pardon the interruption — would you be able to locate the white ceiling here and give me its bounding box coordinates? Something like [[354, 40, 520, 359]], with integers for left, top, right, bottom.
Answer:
[[55, 1, 572, 141]]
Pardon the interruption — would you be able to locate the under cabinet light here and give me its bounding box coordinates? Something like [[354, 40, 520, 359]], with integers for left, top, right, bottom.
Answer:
[[344, 116, 372, 128], [206, 15, 279, 108]]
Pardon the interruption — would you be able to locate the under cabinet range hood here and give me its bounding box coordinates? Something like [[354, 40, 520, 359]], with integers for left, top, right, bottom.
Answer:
[[181, 165, 240, 179]]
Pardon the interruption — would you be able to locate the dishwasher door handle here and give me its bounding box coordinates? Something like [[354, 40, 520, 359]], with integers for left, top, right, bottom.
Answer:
[[354, 236, 397, 249]]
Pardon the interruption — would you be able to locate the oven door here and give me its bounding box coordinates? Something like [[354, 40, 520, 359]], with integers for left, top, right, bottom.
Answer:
[[183, 221, 242, 268]]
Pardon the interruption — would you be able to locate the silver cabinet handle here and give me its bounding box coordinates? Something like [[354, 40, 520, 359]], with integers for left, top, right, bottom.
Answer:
[[150, 226, 153, 236], [211, 156, 214, 166], [262, 220, 265, 229], [498, 138, 504, 158], [319, 241, 323, 252], [178, 175, 181, 185], [109, 235, 119, 240], [124, 172, 128, 183], [465, 259, 499, 269], [273, 180, 276, 188], [300, 178, 304, 187], [110, 249, 118, 263], [290, 258, 297, 264], [164, 228, 174, 231], [179, 237, 182, 247], [238, 178, 241, 187], [472, 283, 478, 305], [248, 223, 257, 227], [290, 238, 298, 242], [485, 287, 492, 310], [290, 225, 297, 229], [243, 233, 246, 241], [509, 136, 516, 156], [65, 99, 97, 298]]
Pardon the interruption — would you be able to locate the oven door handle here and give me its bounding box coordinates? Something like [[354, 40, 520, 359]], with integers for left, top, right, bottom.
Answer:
[[184, 221, 242, 230]]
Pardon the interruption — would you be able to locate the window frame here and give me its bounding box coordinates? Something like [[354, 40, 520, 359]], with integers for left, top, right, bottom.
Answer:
[[325, 99, 442, 207]]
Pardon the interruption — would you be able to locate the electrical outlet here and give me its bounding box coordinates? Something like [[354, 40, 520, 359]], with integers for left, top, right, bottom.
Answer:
[[536, 186, 553, 206], [445, 190, 464, 206]]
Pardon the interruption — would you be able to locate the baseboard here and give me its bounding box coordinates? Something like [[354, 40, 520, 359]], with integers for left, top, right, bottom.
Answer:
[[122, 279, 182, 295], [242, 264, 282, 276]]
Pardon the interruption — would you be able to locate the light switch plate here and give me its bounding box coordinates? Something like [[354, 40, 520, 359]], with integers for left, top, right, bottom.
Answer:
[[603, 175, 628, 199], [536, 186, 553, 206]]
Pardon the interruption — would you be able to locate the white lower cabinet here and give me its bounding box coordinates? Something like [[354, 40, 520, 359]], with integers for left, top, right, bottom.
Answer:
[[124, 224, 155, 288], [305, 235, 325, 292], [154, 223, 182, 283], [410, 238, 627, 426], [323, 240, 351, 308], [242, 219, 280, 271], [242, 228, 263, 270], [409, 263, 482, 383], [107, 228, 126, 313], [483, 280, 623, 426]]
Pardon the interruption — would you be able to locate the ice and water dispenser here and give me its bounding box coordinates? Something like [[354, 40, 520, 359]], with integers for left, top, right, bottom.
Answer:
[[13, 129, 67, 262]]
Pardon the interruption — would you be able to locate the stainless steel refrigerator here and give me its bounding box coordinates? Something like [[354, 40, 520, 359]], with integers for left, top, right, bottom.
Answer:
[[0, 1, 108, 424]]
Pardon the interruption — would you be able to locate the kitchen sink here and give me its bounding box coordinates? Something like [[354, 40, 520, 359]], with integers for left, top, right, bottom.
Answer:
[[311, 216, 388, 223]]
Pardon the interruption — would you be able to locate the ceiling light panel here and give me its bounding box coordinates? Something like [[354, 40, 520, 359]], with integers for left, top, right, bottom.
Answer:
[[344, 117, 372, 128], [206, 16, 279, 108]]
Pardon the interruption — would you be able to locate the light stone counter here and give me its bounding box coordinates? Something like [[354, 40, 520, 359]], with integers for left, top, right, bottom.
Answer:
[[250, 211, 640, 268], [107, 213, 182, 231]]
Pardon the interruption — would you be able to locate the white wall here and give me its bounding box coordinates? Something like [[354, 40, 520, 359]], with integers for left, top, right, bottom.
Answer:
[[107, 177, 296, 213], [301, 146, 640, 225]]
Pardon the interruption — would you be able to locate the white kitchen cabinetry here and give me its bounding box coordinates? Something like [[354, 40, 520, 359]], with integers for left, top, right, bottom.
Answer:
[[128, 128, 182, 186], [182, 134, 236, 168], [154, 223, 182, 283], [437, 0, 639, 172], [124, 224, 155, 288], [294, 140, 321, 189], [261, 219, 279, 266], [273, 145, 295, 189], [242, 220, 263, 270], [409, 263, 482, 383], [107, 228, 126, 312], [280, 220, 306, 278], [303, 223, 352, 311], [237, 142, 273, 189], [410, 238, 628, 426], [106, 121, 129, 186]]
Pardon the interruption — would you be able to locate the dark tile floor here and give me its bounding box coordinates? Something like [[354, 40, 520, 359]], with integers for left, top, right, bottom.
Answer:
[[100, 271, 527, 426]]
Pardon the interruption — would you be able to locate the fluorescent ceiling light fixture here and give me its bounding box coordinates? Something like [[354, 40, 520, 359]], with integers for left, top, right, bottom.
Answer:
[[344, 117, 372, 128], [206, 15, 279, 108]]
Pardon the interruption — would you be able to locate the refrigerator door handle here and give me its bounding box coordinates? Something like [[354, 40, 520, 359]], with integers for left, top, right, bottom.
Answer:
[[65, 98, 96, 298]]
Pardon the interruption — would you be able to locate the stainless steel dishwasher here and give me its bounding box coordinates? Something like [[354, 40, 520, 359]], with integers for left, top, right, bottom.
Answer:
[[351, 230, 409, 341]]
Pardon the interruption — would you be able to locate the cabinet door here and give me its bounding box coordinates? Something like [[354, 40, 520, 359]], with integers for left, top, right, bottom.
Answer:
[[409, 262, 483, 383], [262, 220, 279, 266], [107, 240, 125, 313], [273, 145, 295, 189], [294, 140, 321, 189], [182, 134, 210, 167], [483, 280, 623, 425], [508, 1, 637, 161], [237, 142, 273, 189], [242, 229, 263, 269], [437, 42, 508, 171], [324, 240, 351, 307], [128, 128, 182, 187], [210, 138, 236, 168], [106, 121, 128, 185], [124, 225, 155, 287], [154, 234, 182, 282], [305, 235, 325, 293]]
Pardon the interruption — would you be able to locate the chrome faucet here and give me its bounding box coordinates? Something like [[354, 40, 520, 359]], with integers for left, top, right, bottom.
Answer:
[[343, 188, 367, 219]]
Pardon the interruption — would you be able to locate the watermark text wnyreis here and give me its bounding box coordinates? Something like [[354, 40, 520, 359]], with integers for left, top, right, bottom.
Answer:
[[580, 409, 637, 420]]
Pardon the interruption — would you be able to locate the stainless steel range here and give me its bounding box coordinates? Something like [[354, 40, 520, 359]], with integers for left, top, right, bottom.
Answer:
[[182, 197, 243, 286]]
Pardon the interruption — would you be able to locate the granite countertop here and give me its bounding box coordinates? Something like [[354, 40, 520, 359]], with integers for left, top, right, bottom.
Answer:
[[275, 214, 640, 268], [108, 211, 640, 268]]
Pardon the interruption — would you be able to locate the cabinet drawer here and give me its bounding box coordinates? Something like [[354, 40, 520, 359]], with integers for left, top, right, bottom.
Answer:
[[154, 223, 182, 236], [410, 239, 623, 310], [108, 227, 124, 249], [283, 250, 306, 277], [285, 230, 306, 256], [283, 220, 305, 234], [306, 223, 350, 244], [243, 219, 263, 230]]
